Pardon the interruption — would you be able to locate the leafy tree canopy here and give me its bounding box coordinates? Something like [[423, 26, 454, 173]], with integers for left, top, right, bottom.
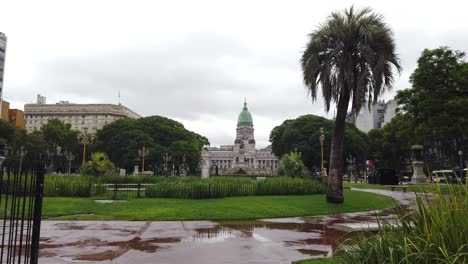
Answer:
[[95, 116, 209, 173], [396, 47, 468, 167], [269, 115, 368, 173], [40, 118, 80, 153]]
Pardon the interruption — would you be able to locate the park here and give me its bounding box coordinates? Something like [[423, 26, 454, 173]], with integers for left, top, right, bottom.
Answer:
[[0, 3, 467, 264]]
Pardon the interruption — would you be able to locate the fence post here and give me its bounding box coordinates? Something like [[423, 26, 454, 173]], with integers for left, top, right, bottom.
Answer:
[[30, 163, 45, 264], [113, 183, 118, 200], [137, 183, 141, 198]]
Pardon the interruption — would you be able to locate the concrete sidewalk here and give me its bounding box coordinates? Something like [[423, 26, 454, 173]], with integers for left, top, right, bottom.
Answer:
[[38, 188, 416, 264]]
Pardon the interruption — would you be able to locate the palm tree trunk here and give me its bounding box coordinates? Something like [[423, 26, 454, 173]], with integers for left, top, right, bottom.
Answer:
[[327, 91, 350, 203]]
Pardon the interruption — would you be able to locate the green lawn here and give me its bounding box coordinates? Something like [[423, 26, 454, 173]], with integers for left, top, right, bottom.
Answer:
[[40, 190, 396, 221]]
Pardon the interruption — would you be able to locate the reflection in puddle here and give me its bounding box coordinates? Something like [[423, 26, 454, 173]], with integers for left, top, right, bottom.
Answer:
[[190, 220, 355, 257]]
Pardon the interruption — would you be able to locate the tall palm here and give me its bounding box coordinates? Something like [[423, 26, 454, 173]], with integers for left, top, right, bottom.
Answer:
[[301, 6, 401, 203]]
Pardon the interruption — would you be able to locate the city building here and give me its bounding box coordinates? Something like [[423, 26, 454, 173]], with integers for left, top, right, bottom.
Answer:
[[346, 100, 397, 133], [201, 101, 279, 176], [0, 32, 7, 117], [24, 95, 141, 133], [0, 100, 26, 128]]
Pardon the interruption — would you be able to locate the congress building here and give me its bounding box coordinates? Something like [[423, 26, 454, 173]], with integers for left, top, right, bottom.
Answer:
[[201, 101, 279, 177]]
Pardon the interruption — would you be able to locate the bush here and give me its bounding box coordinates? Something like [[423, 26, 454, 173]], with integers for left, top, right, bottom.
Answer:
[[277, 153, 310, 178], [44, 175, 94, 197], [145, 177, 324, 199], [340, 183, 468, 264]]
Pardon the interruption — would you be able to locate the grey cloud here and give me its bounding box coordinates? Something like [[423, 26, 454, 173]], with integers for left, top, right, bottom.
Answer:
[[32, 32, 323, 122]]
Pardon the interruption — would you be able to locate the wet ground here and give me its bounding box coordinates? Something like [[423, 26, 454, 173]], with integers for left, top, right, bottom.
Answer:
[[38, 189, 417, 264]]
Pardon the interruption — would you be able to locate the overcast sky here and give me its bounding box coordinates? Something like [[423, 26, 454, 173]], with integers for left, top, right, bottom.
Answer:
[[1, 0, 467, 147]]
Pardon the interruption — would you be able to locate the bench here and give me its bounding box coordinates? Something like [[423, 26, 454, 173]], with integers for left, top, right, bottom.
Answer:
[[385, 185, 408, 192]]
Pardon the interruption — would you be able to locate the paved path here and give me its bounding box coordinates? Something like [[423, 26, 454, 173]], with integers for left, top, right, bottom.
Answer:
[[39, 189, 417, 264]]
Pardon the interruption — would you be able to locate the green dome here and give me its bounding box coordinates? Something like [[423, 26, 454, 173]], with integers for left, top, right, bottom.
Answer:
[[237, 101, 253, 126]]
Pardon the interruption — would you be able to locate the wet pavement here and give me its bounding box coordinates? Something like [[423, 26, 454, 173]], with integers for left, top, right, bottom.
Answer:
[[38, 189, 417, 264]]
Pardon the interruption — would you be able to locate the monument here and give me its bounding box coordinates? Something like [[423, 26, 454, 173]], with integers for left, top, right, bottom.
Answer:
[[410, 145, 427, 184]]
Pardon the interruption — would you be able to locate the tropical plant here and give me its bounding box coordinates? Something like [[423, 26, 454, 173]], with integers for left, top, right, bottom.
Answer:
[[301, 6, 401, 203], [80, 152, 116, 176], [277, 152, 310, 178]]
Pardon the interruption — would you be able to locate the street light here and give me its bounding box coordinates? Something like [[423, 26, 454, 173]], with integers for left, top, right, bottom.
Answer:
[[138, 146, 149, 172], [77, 130, 95, 166], [66, 152, 75, 174], [18, 146, 26, 173], [181, 154, 187, 176], [459, 150, 464, 180], [163, 153, 172, 175], [346, 155, 356, 183], [319, 128, 327, 178]]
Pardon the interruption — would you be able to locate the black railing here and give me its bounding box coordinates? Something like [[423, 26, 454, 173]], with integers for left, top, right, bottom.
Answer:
[[0, 162, 45, 264]]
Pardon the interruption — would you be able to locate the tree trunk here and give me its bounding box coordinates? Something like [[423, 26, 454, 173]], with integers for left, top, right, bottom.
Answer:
[[327, 92, 350, 204]]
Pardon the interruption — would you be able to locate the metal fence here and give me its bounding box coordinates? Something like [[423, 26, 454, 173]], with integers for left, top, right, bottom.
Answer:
[[0, 162, 45, 264]]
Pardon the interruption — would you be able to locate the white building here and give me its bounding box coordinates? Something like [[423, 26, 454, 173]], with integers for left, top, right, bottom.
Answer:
[[0, 32, 7, 117], [24, 95, 141, 133], [346, 100, 397, 133], [201, 101, 279, 176]]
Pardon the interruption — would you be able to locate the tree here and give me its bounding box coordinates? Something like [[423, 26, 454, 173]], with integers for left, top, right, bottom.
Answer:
[[270, 114, 368, 175], [277, 152, 309, 178], [367, 114, 413, 171], [96, 116, 209, 174], [40, 118, 80, 172], [396, 47, 468, 168], [301, 6, 400, 203]]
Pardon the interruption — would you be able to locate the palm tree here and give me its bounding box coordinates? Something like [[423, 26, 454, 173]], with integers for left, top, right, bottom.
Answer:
[[301, 6, 401, 203]]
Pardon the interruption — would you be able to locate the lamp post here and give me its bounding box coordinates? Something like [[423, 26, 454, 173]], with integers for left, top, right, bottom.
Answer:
[[163, 153, 171, 176], [319, 128, 327, 179], [18, 147, 26, 173], [346, 155, 356, 183], [138, 146, 149, 172], [77, 130, 94, 166], [66, 152, 75, 174], [459, 150, 464, 180]]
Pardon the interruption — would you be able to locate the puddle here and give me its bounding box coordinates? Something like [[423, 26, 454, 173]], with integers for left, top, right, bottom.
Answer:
[[55, 223, 86, 230], [189, 219, 356, 257], [94, 200, 128, 203], [39, 205, 411, 263]]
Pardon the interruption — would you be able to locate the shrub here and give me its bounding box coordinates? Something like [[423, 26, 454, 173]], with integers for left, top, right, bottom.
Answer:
[[340, 182, 468, 263], [44, 175, 94, 197], [277, 153, 310, 178], [145, 177, 324, 199]]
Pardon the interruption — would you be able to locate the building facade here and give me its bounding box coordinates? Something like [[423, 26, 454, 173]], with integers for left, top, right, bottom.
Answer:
[[201, 101, 279, 176], [0, 32, 7, 117], [346, 100, 397, 133], [24, 95, 141, 133], [0, 100, 25, 128]]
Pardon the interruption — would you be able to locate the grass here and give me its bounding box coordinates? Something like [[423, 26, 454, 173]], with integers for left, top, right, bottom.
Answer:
[[39, 190, 396, 221], [338, 182, 468, 264]]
